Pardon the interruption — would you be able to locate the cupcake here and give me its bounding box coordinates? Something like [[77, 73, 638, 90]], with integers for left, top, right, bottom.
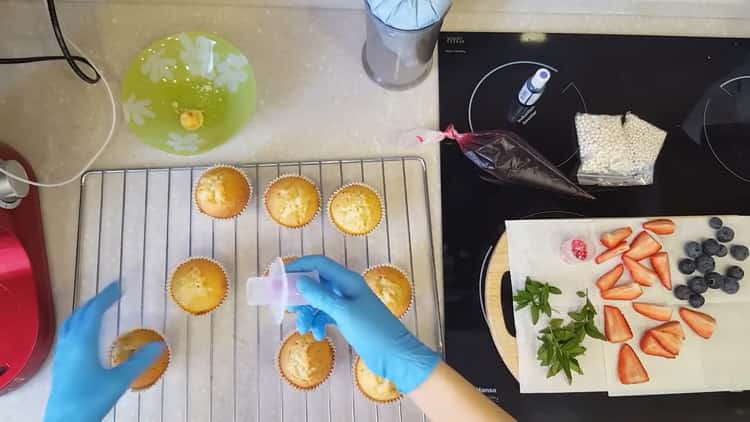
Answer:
[[353, 356, 402, 403], [327, 183, 383, 236], [264, 175, 321, 228], [362, 265, 413, 318], [263, 255, 299, 277], [168, 257, 228, 315], [277, 332, 335, 391], [194, 165, 251, 219], [110, 328, 170, 391]]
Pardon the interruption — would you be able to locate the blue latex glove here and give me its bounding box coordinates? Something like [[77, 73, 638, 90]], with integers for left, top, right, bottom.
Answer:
[[287, 255, 440, 393], [44, 282, 164, 422]]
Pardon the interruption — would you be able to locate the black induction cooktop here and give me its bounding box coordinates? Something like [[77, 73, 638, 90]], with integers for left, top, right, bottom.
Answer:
[[439, 32, 750, 421]]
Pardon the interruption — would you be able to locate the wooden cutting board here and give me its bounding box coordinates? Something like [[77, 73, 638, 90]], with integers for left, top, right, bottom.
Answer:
[[483, 233, 519, 380]]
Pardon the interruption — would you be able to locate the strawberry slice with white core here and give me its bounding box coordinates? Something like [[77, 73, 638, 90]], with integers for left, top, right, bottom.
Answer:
[[601, 227, 633, 249], [679, 307, 716, 339], [640, 332, 676, 358], [650, 329, 682, 355], [642, 218, 676, 235], [601, 282, 643, 300], [595, 242, 630, 265], [622, 255, 660, 287], [652, 321, 685, 340], [618, 344, 650, 385], [625, 231, 662, 261], [650, 252, 672, 290], [604, 305, 633, 343], [632, 303, 673, 321], [596, 264, 624, 291]]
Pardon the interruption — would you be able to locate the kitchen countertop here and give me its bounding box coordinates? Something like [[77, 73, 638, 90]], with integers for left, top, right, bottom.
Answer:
[[1, 0, 749, 419]]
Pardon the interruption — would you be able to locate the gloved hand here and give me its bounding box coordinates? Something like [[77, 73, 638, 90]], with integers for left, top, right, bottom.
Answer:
[[286, 255, 440, 393], [44, 282, 164, 422]]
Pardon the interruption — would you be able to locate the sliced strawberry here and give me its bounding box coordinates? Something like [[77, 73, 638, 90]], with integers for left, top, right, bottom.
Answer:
[[604, 305, 633, 343], [596, 264, 624, 291], [679, 307, 716, 339], [625, 231, 662, 261], [601, 282, 643, 300], [650, 252, 672, 290], [652, 321, 685, 340], [650, 329, 682, 355], [642, 218, 676, 235], [601, 227, 633, 248], [640, 331, 676, 358], [622, 255, 660, 287], [632, 303, 673, 321], [618, 344, 650, 385], [595, 242, 630, 265]]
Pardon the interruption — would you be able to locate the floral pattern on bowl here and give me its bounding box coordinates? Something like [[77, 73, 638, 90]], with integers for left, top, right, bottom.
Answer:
[[121, 32, 256, 155]]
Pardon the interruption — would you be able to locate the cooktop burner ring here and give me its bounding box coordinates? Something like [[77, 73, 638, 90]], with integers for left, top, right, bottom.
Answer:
[[703, 78, 750, 184], [467, 61, 587, 167]]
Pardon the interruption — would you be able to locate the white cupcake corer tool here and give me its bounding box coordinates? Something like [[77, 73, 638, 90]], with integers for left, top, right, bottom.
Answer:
[[246, 257, 320, 324]]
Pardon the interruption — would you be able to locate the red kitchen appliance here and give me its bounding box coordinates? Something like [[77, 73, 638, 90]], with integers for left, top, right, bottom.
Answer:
[[0, 143, 55, 395]]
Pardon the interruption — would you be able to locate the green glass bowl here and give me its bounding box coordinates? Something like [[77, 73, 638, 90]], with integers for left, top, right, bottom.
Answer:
[[121, 32, 256, 155]]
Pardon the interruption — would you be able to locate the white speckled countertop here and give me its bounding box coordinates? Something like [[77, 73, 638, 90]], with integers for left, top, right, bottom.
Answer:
[[0, 0, 749, 419]]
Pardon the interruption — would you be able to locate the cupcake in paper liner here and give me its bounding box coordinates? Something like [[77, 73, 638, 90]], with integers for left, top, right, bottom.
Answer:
[[109, 328, 171, 391], [276, 331, 335, 391], [327, 183, 383, 236], [264, 175, 321, 229], [353, 356, 403, 404], [194, 165, 252, 219], [362, 264, 413, 319], [168, 257, 229, 315]]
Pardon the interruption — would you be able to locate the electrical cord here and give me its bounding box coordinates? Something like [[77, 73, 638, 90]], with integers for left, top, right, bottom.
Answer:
[[0, 0, 115, 187], [0, 0, 100, 83]]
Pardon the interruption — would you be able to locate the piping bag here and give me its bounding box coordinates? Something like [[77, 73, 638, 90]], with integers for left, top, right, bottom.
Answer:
[[407, 124, 594, 199], [246, 257, 321, 324]]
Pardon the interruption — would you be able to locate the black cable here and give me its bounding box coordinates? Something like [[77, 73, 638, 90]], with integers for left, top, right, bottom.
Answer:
[[0, 0, 100, 84]]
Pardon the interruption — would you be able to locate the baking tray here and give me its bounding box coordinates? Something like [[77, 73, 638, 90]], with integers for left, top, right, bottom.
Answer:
[[73, 157, 442, 422]]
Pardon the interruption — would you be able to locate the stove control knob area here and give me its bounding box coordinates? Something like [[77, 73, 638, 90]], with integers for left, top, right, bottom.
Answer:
[[0, 160, 30, 209]]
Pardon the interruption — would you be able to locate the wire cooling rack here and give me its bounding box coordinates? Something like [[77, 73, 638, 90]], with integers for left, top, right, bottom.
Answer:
[[73, 157, 443, 422]]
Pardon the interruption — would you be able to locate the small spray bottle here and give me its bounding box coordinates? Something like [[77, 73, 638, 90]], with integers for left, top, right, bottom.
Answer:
[[508, 68, 551, 125]]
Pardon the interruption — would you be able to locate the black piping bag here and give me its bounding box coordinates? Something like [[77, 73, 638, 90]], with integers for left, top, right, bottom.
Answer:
[[410, 125, 594, 199]]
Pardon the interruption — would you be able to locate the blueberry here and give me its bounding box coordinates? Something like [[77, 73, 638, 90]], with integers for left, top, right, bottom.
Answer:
[[731, 245, 749, 261], [678, 259, 696, 275], [722, 277, 740, 294], [684, 241, 702, 259], [674, 284, 692, 300], [702, 239, 721, 256], [695, 254, 716, 274], [706, 272, 723, 289], [727, 265, 744, 280], [709, 217, 723, 229], [688, 276, 708, 294], [716, 245, 728, 257], [717, 227, 735, 243], [688, 293, 705, 308]]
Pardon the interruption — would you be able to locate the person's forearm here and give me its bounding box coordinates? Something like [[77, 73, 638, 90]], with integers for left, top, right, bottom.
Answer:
[[408, 361, 515, 422]]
